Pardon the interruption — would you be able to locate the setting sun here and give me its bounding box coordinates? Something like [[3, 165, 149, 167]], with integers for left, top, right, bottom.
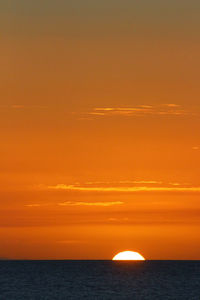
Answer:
[[112, 251, 145, 261]]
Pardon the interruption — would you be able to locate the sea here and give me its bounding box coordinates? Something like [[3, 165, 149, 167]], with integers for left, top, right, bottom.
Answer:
[[0, 260, 200, 299]]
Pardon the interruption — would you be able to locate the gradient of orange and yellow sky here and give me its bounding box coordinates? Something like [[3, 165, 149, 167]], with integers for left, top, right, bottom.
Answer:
[[0, 0, 200, 259]]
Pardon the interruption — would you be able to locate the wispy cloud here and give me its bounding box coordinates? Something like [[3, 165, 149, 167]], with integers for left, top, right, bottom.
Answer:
[[58, 201, 123, 206], [108, 217, 129, 222], [25, 204, 41, 207], [163, 104, 181, 108], [47, 182, 200, 194], [78, 104, 190, 119], [130, 180, 163, 184], [84, 180, 163, 185], [0, 105, 47, 110]]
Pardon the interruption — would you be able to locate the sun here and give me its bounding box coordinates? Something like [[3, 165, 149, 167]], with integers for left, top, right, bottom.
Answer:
[[112, 251, 145, 261]]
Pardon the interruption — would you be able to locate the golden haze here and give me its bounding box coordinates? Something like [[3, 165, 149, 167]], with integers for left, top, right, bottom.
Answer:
[[0, 0, 200, 260]]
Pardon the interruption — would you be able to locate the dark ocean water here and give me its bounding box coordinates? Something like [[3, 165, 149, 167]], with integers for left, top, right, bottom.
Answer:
[[0, 261, 200, 300]]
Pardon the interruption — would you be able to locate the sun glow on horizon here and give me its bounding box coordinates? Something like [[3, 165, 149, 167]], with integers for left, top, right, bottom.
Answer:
[[112, 251, 145, 261]]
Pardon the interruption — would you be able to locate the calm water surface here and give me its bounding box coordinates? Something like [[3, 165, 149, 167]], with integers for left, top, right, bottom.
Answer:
[[0, 261, 200, 299]]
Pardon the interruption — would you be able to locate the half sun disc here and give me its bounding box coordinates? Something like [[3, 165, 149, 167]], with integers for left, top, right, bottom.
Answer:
[[112, 251, 145, 261]]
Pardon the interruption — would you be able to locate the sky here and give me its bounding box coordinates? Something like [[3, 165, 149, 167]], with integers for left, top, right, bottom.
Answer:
[[0, 0, 200, 260]]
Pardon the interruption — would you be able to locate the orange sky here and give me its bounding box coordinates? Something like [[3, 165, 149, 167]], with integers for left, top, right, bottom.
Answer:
[[0, 0, 200, 259]]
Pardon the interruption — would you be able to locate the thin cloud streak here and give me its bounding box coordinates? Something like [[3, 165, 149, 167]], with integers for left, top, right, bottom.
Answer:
[[79, 104, 191, 119], [84, 180, 163, 185], [0, 105, 47, 110], [48, 184, 200, 193], [131, 180, 163, 184], [58, 201, 123, 206], [25, 204, 41, 207]]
